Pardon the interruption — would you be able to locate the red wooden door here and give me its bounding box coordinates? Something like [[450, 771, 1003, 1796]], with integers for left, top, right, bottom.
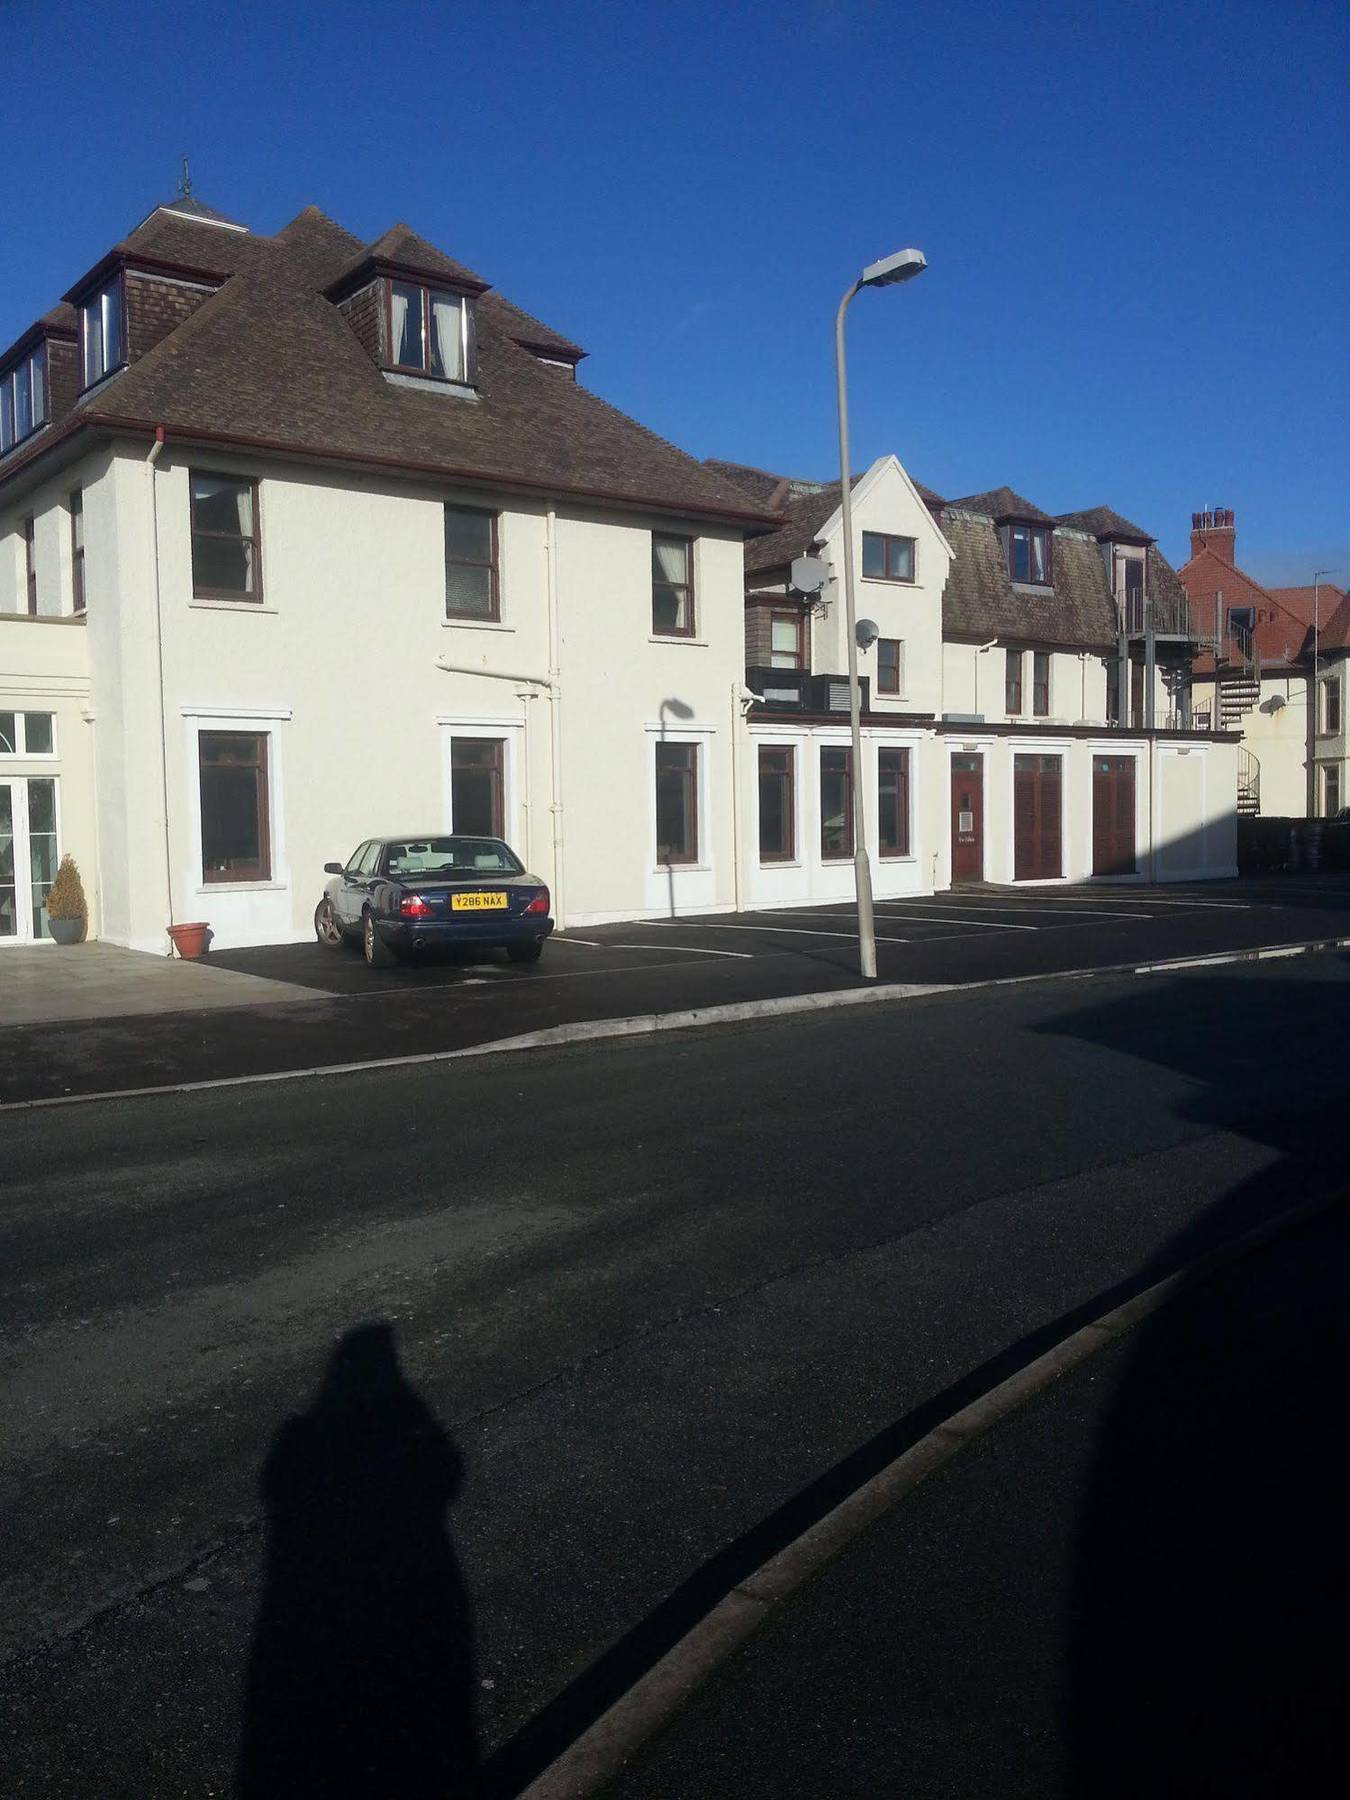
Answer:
[[950, 754, 984, 883], [1014, 754, 1063, 880], [1092, 756, 1136, 875]]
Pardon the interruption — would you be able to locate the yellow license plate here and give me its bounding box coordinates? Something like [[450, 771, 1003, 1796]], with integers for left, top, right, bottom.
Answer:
[[451, 891, 508, 911]]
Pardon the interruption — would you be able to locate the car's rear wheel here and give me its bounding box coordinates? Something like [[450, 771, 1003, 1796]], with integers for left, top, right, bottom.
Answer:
[[506, 940, 544, 965], [314, 898, 346, 951], [363, 910, 397, 968]]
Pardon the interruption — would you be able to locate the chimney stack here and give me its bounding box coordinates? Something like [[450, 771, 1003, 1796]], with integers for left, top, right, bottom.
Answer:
[[1191, 506, 1236, 566]]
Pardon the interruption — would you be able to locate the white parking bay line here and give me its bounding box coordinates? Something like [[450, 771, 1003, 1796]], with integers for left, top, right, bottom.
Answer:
[[872, 908, 1038, 932], [876, 901, 1153, 923], [606, 942, 754, 959], [653, 920, 911, 943]]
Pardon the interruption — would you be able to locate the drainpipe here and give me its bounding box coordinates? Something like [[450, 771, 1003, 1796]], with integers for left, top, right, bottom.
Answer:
[[147, 426, 172, 947], [730, 682, 744, 913], [545, 505, 566, 927]]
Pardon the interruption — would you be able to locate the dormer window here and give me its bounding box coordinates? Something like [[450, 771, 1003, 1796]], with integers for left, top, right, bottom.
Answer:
[[387, 279, 473, 383], [1008, 522, 1051, 584], [81, 274, 125, 389], [0, 343, 48, 454]]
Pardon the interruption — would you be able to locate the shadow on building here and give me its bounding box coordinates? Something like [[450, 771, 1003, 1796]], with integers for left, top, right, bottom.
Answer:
[[238, 1321, 478, 1798]]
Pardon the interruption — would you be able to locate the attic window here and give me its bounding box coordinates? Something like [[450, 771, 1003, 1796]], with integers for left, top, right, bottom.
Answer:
[[387, 279, 474, 383], [81, 274, 125, 389], [0, 343, 47, 455], [1007, 522, 1051, 585]]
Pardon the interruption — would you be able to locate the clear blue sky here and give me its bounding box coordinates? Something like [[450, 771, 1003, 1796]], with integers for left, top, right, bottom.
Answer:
[[3, 0, 1345, 583]]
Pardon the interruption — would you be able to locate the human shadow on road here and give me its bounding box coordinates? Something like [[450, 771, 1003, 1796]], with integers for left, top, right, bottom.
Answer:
[[1029, 967, 1350, 1798], [237, 1321, 478, 1798]]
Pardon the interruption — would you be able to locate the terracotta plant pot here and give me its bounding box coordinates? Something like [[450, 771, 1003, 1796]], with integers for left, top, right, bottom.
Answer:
[[167, 921, 210, 960], [49, 917, 85, 946]]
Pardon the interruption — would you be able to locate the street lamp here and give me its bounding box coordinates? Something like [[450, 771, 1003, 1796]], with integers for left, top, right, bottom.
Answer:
[[834, 247, 927, 979]]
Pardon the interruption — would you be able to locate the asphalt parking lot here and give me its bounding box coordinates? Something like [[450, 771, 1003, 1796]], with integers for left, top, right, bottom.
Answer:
[[3, 877, 1350, 1106], [209, 875, 1350, 995]]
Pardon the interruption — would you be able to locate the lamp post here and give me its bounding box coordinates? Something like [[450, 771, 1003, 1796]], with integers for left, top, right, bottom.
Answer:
[[834, 248, 927, 979]]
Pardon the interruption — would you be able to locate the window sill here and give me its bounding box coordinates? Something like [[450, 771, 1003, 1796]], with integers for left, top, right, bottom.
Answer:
[[196, 879, 287, 895], [190, 599, 277, 614], [1011, 581, 1055, 596], [649, 634, 708, 647], [0, 611, 86, 626], [757, 859, 802, 870], [382, 369, 479, 401], [443, 617, 513, 633], [654, 861, 711, 874], [862, 576, 917, 587]]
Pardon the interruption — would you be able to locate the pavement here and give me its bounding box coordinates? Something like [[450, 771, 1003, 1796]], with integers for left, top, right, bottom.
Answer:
[[605, 1204, 1350, 1800], [3, 874, 1350, 1105], [1, 953, 1347, 1795], [0, 941, 316, 1028]]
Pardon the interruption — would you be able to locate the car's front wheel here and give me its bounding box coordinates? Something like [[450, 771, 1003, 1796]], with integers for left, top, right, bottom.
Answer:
[[314, 898, 346, 951], [506, 940, 544, 965], [363, 910, 397, 968]]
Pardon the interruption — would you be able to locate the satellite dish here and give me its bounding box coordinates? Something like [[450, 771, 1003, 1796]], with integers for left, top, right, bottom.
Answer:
[[790, 555, 829, 596], [856, 618, 880, 648]]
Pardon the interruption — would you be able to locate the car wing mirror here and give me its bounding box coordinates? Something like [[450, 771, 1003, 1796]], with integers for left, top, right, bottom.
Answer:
[[323, 862, 344, 875]]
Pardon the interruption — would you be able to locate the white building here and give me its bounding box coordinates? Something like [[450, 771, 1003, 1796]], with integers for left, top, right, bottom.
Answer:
[[0, 198, 772, 949], [1, 196, 1238, 956]]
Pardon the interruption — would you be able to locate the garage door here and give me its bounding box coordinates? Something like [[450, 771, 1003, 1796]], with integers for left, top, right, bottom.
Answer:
[[1014, 754, 1062, 880], [1092, 756, 1137, 875]]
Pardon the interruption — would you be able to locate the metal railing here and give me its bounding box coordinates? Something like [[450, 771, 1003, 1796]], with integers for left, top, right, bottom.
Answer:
[[1119, 588, 1194, 638]]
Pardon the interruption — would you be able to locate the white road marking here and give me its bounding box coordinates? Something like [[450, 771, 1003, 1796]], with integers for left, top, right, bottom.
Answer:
[[876, 901, 1154, 922], [604, 942, 754, 959], [871, 909, 1039, 932], [651, 920, 911, 943]]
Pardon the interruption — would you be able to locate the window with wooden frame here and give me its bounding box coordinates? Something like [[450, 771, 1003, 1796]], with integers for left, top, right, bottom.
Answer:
[[199, 731, 270, 883], [877, 638, 905, 695], [0, 343, 48, 455], [190, 473, 261, 602], [70, 490, 85, 615], [1005, 646, 1023, 714], [861, 532, 915, 582], [444, 506, 499, 620], [769, 611, 804, 669], [1322, 675, 1342, 737], [878, 747, 910, 858], [1105, 657, 1122, 725], [652, 534, 695, 637], [23, 516, 36, 615], [820, 745, 854, 860], [655, 740, 698, 863], [1032, 651, 1051, 717], [1007, 522, 1051, 585], [80, 275, 125, 390], [450, 737, 505, 837], [757, 745, 795, 862], [386, 279, 474, 383]]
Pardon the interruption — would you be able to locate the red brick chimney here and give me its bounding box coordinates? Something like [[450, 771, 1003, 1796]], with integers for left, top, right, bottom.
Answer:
[[1190, 507, 1236, 565]]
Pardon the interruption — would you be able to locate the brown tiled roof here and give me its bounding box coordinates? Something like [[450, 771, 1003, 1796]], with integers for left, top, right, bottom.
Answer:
[[0, 206, 773, 526], [480, 293, 586, 361], [1054, 504, 1153, 544], [948, 485, 1053, 524], [1319, 592, 1350, 652], [703, 459, 802, 507], [355, 223, 488, 292], [942, 509, 1186, 651]]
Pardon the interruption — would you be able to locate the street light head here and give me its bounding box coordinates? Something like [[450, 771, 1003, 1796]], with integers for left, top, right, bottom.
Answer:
[[859, 248, 927, 289]]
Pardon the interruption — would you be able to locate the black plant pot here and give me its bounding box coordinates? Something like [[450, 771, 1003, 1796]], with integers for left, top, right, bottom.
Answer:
[[48, 917, 85, 945]]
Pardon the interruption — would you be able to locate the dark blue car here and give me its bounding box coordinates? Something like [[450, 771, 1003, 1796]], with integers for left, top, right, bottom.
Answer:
[[314, 834, 554, 968]]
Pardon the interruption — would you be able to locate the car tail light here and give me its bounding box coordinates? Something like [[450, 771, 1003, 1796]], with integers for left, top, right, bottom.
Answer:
[[523, 887, 550, 915], [399, 893, 432, 918]]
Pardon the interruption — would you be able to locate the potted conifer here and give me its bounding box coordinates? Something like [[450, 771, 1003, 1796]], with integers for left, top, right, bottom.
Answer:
[[46, 855, 88, 945]]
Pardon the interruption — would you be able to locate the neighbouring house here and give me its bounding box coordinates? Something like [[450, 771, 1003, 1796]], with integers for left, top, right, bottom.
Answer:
[[709, 457, 1238, 896], [0, 195, 775, 947], [1180, 509, 1348, 818]]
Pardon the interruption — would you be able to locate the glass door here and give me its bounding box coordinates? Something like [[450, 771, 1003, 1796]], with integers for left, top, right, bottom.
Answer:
[[0, 783, 17, 939], [0, 777, 60, 943]]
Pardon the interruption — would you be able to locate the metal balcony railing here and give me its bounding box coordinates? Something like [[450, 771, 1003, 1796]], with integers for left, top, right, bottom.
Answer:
[[1119, 588, 1195, 639]]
